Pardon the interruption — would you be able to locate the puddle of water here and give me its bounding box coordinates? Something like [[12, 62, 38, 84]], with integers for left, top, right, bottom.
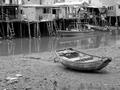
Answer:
[[0, 31, 120, 56]]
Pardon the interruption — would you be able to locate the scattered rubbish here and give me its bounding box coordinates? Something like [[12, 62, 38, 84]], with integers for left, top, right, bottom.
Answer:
[[54, 57, 60, 63], [15, 74, 22, 77], [0, 79, 2, 82], [25, 86, 32, 90], [5, 76, 18, 84], [44, 78, 47, 80], [24, 77, 31, 83], [6, 77, 18, 81], [5, 73, 23, 84], [3, 89, 7, 90], [53, 80, 58, 90]]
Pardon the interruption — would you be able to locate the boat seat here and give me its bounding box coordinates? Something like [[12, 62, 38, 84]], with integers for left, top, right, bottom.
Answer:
[[60, 52, 79, 59]]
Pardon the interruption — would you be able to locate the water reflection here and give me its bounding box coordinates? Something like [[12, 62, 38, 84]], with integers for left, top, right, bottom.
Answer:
[[56, 32, 114, 49], [0, 31, 120, 56]]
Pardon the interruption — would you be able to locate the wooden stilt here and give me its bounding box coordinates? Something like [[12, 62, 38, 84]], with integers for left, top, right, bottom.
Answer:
[[37, 22, 40, 37], [7, 22, 10, 38], [23, 22, 25, 37], [20, 38, 23, 54], [51, 21, 54, 33], [47, 21, 52, 36], [20, 21, 22, 38], [63, 19, 65, 30], [116, 16, 119, 30], [34, 23, 36, 38], [109, 16, 111, 26], [29, 38, 31, 53], [118, 16, 120, 30], [28, 21, 31, 38], [0, 22, 5, 39], [36, 38, 40, 52]]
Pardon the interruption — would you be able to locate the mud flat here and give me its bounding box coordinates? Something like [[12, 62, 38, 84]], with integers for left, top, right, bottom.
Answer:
[[0, 44, 120, 90]]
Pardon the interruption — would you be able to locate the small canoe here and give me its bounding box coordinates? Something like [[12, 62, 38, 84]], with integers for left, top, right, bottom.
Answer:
[[55, 48, 112, 71]]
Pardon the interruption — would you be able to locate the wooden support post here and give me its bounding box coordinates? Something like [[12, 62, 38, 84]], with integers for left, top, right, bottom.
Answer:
[[109, 16, 111, 26], [23, 22, 25, 37], [28, 21, 31, 38], [1, 5, 3, 20], [37, 22, 40, 37], [63, 19, 65, 30], [116, 16, 119, 30], [7, 22, 10, 38], [20, 21, 22, 38], [34, 23, 36, 38], [1, 22, 5, 39], [51, 21, 54, 34], [118, 16, 120, 30], [29, 38, 31, 53]]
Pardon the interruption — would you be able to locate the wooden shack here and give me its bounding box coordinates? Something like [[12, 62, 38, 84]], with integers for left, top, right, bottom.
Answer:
[[21, 4, 59, 21], [0, 5, 20, 21]]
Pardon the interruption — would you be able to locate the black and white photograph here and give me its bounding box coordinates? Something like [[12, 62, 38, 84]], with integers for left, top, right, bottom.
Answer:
[[0, 0, 120, 90]]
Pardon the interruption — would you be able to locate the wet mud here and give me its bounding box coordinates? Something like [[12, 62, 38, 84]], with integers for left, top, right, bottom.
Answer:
[[0, 31, 120, 89]]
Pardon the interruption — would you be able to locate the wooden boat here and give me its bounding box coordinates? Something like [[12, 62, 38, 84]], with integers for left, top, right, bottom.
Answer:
[[85, 24, 111, 32], [55, 48, 112, 71], [57, 29, 94, 36]]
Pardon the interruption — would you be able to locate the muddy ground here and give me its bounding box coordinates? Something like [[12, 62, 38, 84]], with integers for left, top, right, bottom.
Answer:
[[0, 44, 120, 90]]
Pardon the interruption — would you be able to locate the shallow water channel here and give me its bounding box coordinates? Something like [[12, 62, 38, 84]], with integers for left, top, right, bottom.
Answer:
[[0, 31, 120, 56]]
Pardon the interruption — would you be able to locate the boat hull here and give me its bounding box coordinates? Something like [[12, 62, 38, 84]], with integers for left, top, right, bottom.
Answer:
[[57, 30, 93, 36], [56, 48, 112, 71], [61, 58, 111, 71]]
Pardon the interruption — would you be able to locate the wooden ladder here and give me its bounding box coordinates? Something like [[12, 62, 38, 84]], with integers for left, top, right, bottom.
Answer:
[[53, 21, 60, 36], [7, 22, 15, 39], [47, 21, 55, 36]]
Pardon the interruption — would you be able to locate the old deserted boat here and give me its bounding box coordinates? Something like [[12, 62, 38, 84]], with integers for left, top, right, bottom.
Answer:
[[57, 28, 94, 36], [85, 24, 111, 32], [56, 48, 112, 71]]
